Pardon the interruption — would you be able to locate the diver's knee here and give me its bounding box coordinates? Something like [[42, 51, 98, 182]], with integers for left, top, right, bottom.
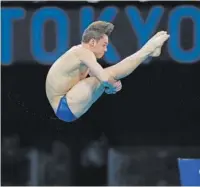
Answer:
[[105, 69, 117, 80]]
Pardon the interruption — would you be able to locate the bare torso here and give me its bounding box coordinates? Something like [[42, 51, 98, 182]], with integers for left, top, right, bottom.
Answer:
[[45, 45, 89, 111]]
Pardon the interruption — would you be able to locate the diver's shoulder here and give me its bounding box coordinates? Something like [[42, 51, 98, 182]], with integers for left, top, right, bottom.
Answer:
[[65, 44, 95, 60], [70, 44, 93, 53], [65, 44, 81, 55]]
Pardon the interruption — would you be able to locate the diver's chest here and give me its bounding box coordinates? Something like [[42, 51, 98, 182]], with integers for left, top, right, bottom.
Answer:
[[79, 65, 88, 78]]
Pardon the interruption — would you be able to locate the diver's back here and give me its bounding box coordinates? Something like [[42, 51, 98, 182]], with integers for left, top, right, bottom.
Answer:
[[46, 45, 82, 109]]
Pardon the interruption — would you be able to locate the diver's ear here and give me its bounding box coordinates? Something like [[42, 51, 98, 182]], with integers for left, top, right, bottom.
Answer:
[[89, 39, 97, 47]]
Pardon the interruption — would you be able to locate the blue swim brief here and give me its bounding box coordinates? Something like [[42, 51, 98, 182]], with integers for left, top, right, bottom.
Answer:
[[56, 96, 77, 122]]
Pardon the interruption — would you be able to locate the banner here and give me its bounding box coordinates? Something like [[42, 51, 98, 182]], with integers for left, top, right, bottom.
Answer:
[[1, 2, 200, 65]]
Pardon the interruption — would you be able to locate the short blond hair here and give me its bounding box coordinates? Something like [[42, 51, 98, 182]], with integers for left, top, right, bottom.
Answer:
[[82, 21, 114, 43]]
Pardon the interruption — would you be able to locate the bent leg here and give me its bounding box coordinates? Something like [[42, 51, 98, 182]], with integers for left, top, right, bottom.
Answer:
[[66, 49, 151, 119], [62, 50, 148, 120], [66, 77, 105, 118]]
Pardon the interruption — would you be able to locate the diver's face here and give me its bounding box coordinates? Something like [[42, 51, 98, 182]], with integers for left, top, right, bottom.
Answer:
[[90, 35, 108, 59]]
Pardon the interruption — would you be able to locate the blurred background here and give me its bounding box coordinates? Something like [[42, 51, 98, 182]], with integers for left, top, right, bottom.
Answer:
[[2, 1, 200, 186]]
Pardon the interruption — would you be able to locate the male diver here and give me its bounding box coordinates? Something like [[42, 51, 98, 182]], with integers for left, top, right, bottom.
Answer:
[[46, 21, 170, 122]]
